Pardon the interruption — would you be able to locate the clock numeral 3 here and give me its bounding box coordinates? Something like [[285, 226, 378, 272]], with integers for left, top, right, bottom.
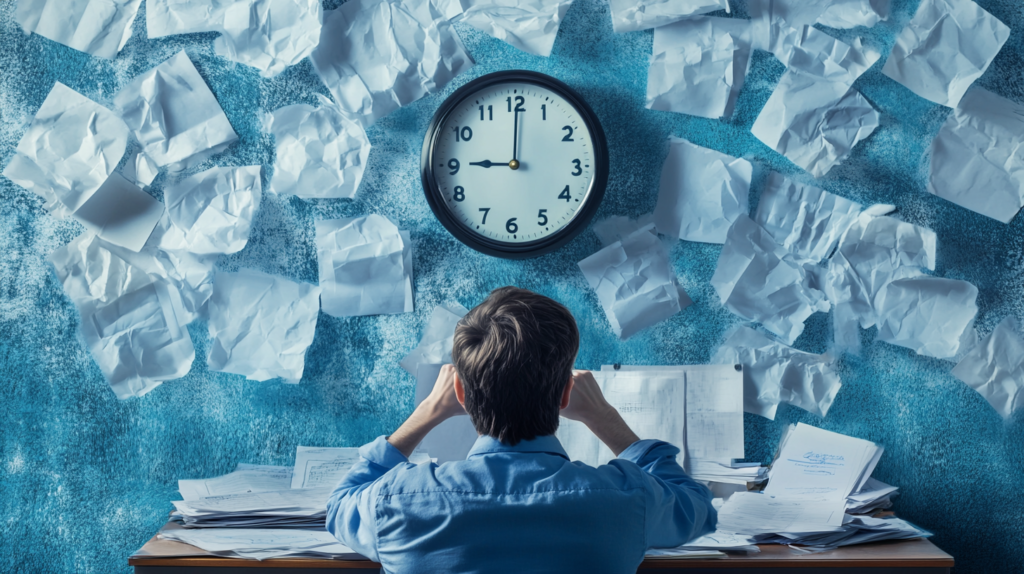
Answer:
[[571, 159, 582, 176], [507, 95, 525, 112], [478, 105, 493, 121], [453, 126, 473, 142], [479, 207, 490, 224], [558, 185, 571, 202], [561, 126, 574, 141], [453, 186, 466, 202], [537, 209, 548, 226], [506, 218, 519, 233], [448, 158, 460, 175]]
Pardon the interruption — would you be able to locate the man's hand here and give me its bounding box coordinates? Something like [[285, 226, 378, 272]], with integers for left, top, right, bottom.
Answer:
[[561, 370, 640, 457], [388, 365, 469, 458]]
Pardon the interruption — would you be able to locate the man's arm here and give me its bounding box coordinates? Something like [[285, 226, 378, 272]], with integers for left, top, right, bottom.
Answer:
[[326, 365, 466, 558]]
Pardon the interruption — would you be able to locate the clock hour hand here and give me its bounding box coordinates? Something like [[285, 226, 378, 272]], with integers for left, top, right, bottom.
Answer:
[[469, 160, 510, 168]]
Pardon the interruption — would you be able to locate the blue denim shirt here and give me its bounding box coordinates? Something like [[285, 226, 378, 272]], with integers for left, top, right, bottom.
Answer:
[[326, 434, 716, 574]]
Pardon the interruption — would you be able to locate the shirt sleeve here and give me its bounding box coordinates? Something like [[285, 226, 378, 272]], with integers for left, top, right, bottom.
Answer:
[[325, 435, 410, 561], [617, 439, 717, 549]]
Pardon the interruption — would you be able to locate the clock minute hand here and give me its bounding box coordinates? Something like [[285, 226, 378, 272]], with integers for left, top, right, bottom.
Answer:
[[469, 160, 510, 168]]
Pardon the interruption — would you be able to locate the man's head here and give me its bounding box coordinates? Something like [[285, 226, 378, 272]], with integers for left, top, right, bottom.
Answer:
[[451, 286, 580, 445]]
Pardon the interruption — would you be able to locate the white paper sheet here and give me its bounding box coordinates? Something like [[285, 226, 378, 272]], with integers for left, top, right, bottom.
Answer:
[[578, 225, 691, 340], [15, 0, 141, 59], [315, 215, 413, 317], [158, 528, 361, 560], [653, 137, 752, 244], [881, 0, 1009, 108], [557, 370, 687, 468], [415, 364, 478, 463], [72, 173, 164, 253], [3, 82, 130, 220], [291, 446, 362, 489], [123, 151, 161, 187], [610, 0, 729, 34], [267, 96, 370, 200], [711, 216, 830, 344], [310, 0, 473, 128], [206, 269, 321, 383], [399, 304, 470, 375], [712, 326, 841, 420], [174, 487, 333, 514], [817, 0, 890, 28], [50, 233, 196, 399], [747, 0, 888, 33], [113, 50, 238, 169], [158, 166, 262, 255], [460, 0, 573, 57], [754, 173, 862, 262], [766, 423, 882, 499], [952, 316, 1024, 419], [592, 214, 655, 247], [146, 0, 233, 36], [927, 88, 1024, 223], [179, 467, 293, 500], [717, 491, 846, 534], [873, 275, 978, 359]]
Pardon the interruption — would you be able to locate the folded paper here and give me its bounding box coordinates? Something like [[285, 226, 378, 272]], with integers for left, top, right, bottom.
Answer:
[[73, 173, 163, 253], [16, 0, 141, 58], [159, 166, 262, 255]]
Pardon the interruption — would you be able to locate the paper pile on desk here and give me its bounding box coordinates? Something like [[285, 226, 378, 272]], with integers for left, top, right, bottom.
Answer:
[[172, 488, 335, 529], [952, 316, 1024, 419], [159, 527, 363, 560], [179, 465, 294, 501], [687, 460, 767, 485], [315, 215, 413, 317], [15, 0, 141, 58], [399, 304, 470, 375], [846, 477, 898, 514], [754, 514, 931, 551]]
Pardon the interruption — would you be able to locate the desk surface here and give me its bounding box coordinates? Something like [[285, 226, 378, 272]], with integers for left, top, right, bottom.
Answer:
[[130, 533, 953, 570]]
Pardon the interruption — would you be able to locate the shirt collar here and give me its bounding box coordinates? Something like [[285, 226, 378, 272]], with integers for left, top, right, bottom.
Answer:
[[467, 434, 570, 460]]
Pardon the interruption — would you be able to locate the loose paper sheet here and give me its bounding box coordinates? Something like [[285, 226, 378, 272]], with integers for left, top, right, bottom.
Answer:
[[952, 316, 1024, 419], [881, 0, 1010, 108], [765, 423, 881, 499], [610, 0, 729, 34], [123, 151, 161, 187], [460, 0, 573, 57], [292, 446, 361, 489], [712, 326, 841, 419], [415, 364, 478, 463], [754, 173, 862, 262], [310, 0, 473, 127], [711, 216, 830, 344], [158, 528, 360, 561], [653, 137, 752, 244], [72, 173, 164, 253], [399, 304, 470, 376], [928, 88, 1024, 223], [717, 491, 846, 534], [158, 166, 262, 255], [268, 96, 370, 199], [15, 0, 141, 59], [578, 225, 691, 340], [113, 50, 238, 169], [874, 275, 978, 359], [3, 82, 129, 220], [179, 466, 293, 500], [207, 269, 321, 383], [315, 215, 413, 317], [647, 17, 753, 120], [747, 0, 888, 33]]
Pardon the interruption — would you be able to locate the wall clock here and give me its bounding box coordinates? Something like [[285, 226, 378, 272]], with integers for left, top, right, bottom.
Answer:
[[421, 70, 608, 259]]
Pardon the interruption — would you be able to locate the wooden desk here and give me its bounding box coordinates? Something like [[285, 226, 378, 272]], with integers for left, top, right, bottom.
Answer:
[[131, 532, 953, 574]]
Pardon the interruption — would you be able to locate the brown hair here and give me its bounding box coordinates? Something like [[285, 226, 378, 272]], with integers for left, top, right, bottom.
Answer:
[[452, 286, 580, 445]]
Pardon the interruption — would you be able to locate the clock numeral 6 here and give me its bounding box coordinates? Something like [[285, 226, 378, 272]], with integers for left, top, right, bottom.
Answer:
[[558, 185, 571, 202], [479, 207, 490, 224], [506, 218, 519, 233], [453, 186, 466, 202], [561, 126, 574, 141], [452, 126, 473, 142], [571, 159, 582, 176], [448, 158, 460, 175], [537, 209, 548, 226]]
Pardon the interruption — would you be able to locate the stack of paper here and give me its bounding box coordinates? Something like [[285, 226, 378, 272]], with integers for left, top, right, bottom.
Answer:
[[159, 526, 363, 560], [846, 477, 898, 514], [766, 423, 882, 501], [172, 488, 335, 529], [179, 465, 294, 501], [649, 531, 759, 556], [755, 514, 931, 551], [688, 460, 767, 485]]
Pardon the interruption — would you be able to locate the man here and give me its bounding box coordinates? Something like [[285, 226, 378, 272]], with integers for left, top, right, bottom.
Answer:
[[327, 287, 716, 573]]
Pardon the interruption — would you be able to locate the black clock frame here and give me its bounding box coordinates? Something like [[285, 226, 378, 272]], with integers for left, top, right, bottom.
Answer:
[[421, 70, 609, 259]]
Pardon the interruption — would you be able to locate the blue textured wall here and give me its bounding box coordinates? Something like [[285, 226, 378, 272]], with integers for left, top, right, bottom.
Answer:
[[1, 0, 1022, 572]]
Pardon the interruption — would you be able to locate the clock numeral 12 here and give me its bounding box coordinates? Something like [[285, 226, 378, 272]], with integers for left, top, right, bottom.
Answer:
[[479, 207, 490, 224], [478, 105, 493, 121], [453, 126, 473, 141], [558, 185, 571, 202], [507, 95, 525, 112]]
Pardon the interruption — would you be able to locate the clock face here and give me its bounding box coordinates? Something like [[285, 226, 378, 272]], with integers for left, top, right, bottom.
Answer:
[[422, 71, 607, 259]]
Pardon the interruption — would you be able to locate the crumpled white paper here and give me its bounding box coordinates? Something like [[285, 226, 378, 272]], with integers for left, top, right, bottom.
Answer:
[[399, 304, 470, 376], [3, 82, 129, 220], [113, 50, 238, 169], [927, 88, 1024, 224], [268, 96, 370, 199], [16, 0, 142, 59], [952, 316, 1024, 419], [207, 269, 322, 383], [747, 0, 888, 34], [881, 0, 1010, 108], [73, 173, 164, 253], [610, 0, 729, 34], [654, 137, 751, 244], [711, 215, 830, 345], [873, 275, 978, 359], [315, 215, 413, 317], [122, 151, 161, 187], [752, 28, 880, 178], [460, 0, 573, 57], [51, 233, 195, 399], [158, 166, 262, 255], [647, 17, 753, 120], [592, 214, 655, 247], [146, 0, 323, 78], [311, 0, 473, 128], [713, 325, 842, 419], [817, 0, 890, 28], [578, 224, 691, 340], [754, 173, 863, 262]]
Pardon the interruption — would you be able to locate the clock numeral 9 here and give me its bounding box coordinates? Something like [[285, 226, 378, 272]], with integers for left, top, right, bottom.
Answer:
[[479, 207, 490, 224], [448, 158, 459, 175], [558, 185, 571, 202], [452, 126, 473, 142], [537, 209, 548, 226], [453, 186, 465, 202], [506, 218, 518, 233], [571, 159, 582, 176], [561, 126, 574, 141], [507, 95, 525, 112]]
